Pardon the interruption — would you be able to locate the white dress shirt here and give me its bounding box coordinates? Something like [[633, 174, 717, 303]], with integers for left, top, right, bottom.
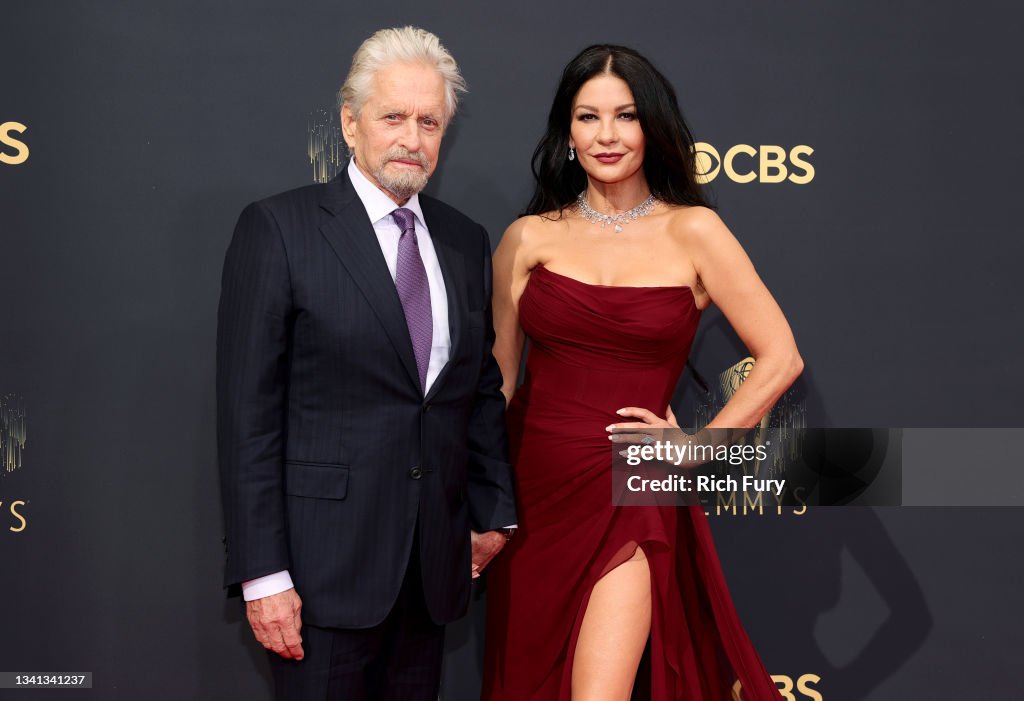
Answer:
[[241, 159, 451, 602]]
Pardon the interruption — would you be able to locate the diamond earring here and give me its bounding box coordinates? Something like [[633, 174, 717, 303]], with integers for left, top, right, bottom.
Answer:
[[568, 146, 575, 161]]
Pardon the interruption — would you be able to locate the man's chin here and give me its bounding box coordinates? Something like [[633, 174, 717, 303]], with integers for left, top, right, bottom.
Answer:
[[380, 175, 429, 200]]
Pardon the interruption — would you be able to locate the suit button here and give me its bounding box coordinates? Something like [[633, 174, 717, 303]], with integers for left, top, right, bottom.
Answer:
[[423, 403, 431, 413], [409, 466, 423, 480]]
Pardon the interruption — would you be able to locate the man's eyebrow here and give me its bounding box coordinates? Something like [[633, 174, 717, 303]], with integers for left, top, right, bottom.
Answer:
[[376, 107, 444, 118]]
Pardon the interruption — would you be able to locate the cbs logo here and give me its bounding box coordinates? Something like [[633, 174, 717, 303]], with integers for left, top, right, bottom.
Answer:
[[0, 499, 28, 533], [695, 142, 814, 185], [1, 121, 30, 165], [733, 674, 822, 700]]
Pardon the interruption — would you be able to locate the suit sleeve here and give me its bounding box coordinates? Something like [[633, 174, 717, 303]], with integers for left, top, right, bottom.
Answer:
[[217, 201, 293, 591], [464, 224, 519, 532]]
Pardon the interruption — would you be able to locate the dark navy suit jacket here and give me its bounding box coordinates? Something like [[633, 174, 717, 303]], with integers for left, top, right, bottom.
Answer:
[[217, 169, 517, 628]]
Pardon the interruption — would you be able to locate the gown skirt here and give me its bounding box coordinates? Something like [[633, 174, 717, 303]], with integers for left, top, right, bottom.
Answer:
[[480, 264, 782, 700]]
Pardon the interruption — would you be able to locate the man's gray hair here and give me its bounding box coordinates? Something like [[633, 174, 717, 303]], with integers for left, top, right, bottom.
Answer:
[[339, 26, 467, 124]]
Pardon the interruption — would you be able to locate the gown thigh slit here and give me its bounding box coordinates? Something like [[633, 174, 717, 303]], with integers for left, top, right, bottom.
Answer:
[[569, 540, 652, 700], [481, 264, 782, 700]]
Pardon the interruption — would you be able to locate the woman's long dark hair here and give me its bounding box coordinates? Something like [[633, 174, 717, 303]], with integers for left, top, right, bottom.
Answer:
[[524, 45, 713, 217]]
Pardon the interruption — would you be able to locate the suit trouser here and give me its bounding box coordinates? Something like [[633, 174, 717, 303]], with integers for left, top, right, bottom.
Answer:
[[266, 533, 445, 701]]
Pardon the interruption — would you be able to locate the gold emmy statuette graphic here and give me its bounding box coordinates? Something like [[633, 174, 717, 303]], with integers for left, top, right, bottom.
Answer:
[[1, 395, 26, 474], [1, 395, 28, 534], [308, 109, 345, 184], [696, 357, 806, 516]]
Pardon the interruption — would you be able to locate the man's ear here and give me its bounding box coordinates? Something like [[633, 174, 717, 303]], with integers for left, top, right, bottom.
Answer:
[[340, 105, 356, 151]]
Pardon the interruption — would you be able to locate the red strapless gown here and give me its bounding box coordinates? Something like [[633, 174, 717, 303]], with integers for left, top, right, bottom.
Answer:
[[481, 264, 781, 700]]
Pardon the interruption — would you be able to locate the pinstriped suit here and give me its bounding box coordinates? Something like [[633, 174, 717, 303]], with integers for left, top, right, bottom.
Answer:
[[217, 168, 518, 634]]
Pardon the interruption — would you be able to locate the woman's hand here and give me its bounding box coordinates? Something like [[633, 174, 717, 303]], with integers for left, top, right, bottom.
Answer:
[[607, 404, 679, 444], [608, 406, 720, 470]]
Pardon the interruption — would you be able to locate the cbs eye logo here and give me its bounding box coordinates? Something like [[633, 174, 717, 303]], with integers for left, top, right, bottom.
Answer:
[[694, 142, 814, 184], [1, 121, 30, 165]]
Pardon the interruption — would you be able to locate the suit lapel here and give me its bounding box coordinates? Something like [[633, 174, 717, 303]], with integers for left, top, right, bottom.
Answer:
[[318, 171, 421, 392], [421, 197, 466, 403]]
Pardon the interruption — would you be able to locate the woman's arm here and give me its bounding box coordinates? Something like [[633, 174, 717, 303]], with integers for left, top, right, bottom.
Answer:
[[684, 207, 803, 428], [491, 217, 531, 406]]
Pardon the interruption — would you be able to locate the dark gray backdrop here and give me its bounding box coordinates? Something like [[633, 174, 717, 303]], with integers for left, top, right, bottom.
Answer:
[[2, 1, 1022, 699]]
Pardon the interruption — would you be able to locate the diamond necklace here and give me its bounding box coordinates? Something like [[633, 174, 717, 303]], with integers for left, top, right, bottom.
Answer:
[[574, 191, 658, 233]]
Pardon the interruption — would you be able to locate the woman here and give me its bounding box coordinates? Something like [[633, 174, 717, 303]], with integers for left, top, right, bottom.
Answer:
[[481, 45, 802, 700]]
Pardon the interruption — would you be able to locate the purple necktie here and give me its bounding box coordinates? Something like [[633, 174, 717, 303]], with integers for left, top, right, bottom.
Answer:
[[391, 207, 432, 391]]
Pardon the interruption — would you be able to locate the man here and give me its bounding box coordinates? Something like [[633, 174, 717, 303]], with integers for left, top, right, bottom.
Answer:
[[217, 26, 517, 700]]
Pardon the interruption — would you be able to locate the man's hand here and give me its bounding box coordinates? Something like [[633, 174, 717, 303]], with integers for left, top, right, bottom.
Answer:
[[246, 587, 304, 660], [471, 530, 507, 579]]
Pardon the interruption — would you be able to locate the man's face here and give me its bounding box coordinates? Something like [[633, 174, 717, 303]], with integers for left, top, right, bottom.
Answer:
[[342, 62, 447, 204]]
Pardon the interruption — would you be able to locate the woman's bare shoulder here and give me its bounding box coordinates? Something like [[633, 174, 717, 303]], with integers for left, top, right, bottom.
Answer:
[[665, 205, 731, 248], [501, 212, 569, 251]]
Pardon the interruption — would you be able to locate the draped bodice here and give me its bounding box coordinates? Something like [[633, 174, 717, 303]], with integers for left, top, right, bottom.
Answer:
[[513, 263, 701, 421]]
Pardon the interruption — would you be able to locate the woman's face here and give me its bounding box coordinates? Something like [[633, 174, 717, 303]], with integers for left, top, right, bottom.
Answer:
[[569, 74, 646, 187]]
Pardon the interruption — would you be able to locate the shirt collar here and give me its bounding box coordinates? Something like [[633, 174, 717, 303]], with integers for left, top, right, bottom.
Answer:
[[347, 158, 426, 230]]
